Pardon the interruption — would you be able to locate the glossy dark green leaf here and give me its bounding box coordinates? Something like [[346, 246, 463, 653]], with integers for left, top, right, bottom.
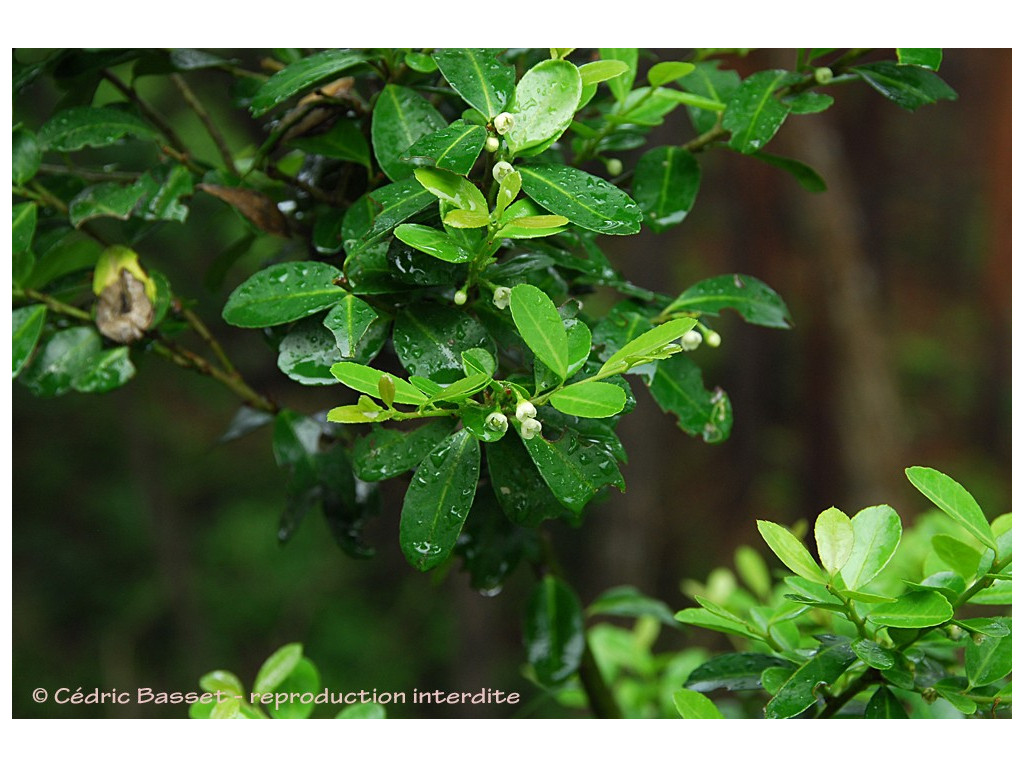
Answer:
[[906, 466, 996, 550], [455, 486, 536, 592], [387, 236, 468, 287], [253, 643, 303, 694], [933, 677, 977, 714], [135, 165, 194, 223], [598, 48, 638, 103], [520, 164, 642, 235], [485, 434, 565, 526], [599, 317, 695, 375], [868, 590, 953, 628], [222, 262, 344, 328], [765, 642, 856, 718], [632, 146, 700, 233], [851, 639, 896, 670], [753, 152, 827, 193], [322, 294, 379, 359], [250, 50, 367, 116], [587, 585, 677, 626], [462, 348, 496, 377], [346, 180, 436, 255], [524, 575, 585, 686], [71, 346, 135, 393], [505, 59, 581, 156], [550, 381, 625, 419], [785, 91, 834, 115], [931, 534, 983, 581], [460, 404, 507, 443], [649, 354, 734, 444], [12, 305, 47, 378], [38, 106, 157, 151], [840, 504, 902, 589], [521, 424, 624, 516], [686, 653, 796, 692], [394, 224, 472, 263], [433, 49, 514, 119], [510, 284, 568, 380], [399, 429, 481, 571], [288, 119, 370, 168], [757, 520, 823, 583], [276, 317, 340, 386], [168, 48, 231, 71], [402, 120, 487, 176], [329, 362, 426, 405], [897, 48, 943, 71], [371, 85, 446, 181], [723, 70, 792, 154], [854, 62, 957, 111], [682, 61, 741, 134], [664, 273, 792, 328], [965, 630, 1012, 688], [267, 657, 321, 719], [405, 51, 437, 73], [865, 686, 907, 718], [68, 182, 146, 227], [19, 327, 102, 397], [353, 419, 455, 482], [673, 689, 723, 719], [13, 202, 36, 254], [393, 304, 494, 384], [12, 128, 41, 184]]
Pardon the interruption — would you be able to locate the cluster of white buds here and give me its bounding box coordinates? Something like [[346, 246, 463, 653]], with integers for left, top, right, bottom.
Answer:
[[492, 285, 511, 310], [680, 329, 703, 351], [493, 112, 515, 135], [515, 400, 542, 440], [485, 136, 500, 153], [492, 161, 515, 182], [485, 411, 508, 433]]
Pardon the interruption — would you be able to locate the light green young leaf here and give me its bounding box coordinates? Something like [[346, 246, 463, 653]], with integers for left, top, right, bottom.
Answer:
[[426, 373, 491, 404], [505, 60, 582, 156], [326, 397, 391, 424], [413, 167, 487, 213], [598, 48, 638, 103], [550, 381, 626, 419], [648, 61, 696, 87], [814, 506, 854, 575], [868, 591, 953, 628], [337, 702, 387, 719], [253, 643, 303, 694], [510, 284, 568, 380], [906, 467, 997, 550], [578, 60, 629, 86], [757, 520, 824, 583], [329, 362, 426, 405], [965, 631, 1012, 688], [673, 688, 724, 719], [840, 504, 902, 590], [394, 224, 472, 263], [599, 317, 696, 376], [931, 534, 984, 581]]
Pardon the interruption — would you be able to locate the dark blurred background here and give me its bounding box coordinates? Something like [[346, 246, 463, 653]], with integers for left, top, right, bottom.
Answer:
[[12, 49, 1011, 717]]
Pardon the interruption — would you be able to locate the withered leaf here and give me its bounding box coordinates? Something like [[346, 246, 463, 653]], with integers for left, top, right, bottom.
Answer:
[[95, 270, 154, 344], [197, 183, 290, 237]]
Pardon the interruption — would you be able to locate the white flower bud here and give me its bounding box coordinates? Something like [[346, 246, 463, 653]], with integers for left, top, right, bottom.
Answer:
[[485, 411, 508, 432], [492, 161, 514, 182], [680, 329, 703, 351], [516, 400, 537, 421], [814, 67, 833, 85], [453, 289, 468, 306], [605, 158, 623, 176], [705, 330, 721, 348], [519, 417, 542, 440], [492, 285, 511, 310], [493, 112, 515, 135], [485, 136, 500, 153]]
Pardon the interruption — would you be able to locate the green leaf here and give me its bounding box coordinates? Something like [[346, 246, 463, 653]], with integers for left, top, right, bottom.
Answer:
[[757, 520, 823, 583], [587, 585, 677, 626], [495, 170, 521, 218], [723, 70, 792, 154], [462, 348, 496, 377], [519, 164, 643, 236], [267, 657, 321, 719], [505, 59, 581, 156], [854, 62, 957, 111], [649, 354, 734, 444], [851, 639, 896, 670], [394, 224, 472, 263], [12, 128, 42, 184], [897, 48, 943, 71], [135, 164, 194, 223], [393, 304, 494, 384], [815, 506, 854, 575], [288, 119, 370, 169], [648, 61, 696, 87], [598, 48, 638, 103], [460, 404, 507, 443], [13, 202, 37, 254], [510, 284, 568, 380], [353, 419, 455, 482], [524, 575, 585, 686], [520, 425, 625, 516], [433, 49, 514, 119], [222, 262, 344, 328], [931, 534, 983, 581], [933, 678, 977, 715], [371, 84, 446, 181], [674, 608, 763, 643], [840, 504, 902, 590], [209, 697, 242, 719], [253, 643, 303, 695], [38, 106, 157, 151], [578, 60, 629, 86], [664, 274, 792, 328], [12, 305, 47, 378], [956, 617, 1010, 637], [683, 61, 741, 134], [276, 318, 340, 386], [19, 327, 102, 397], [71, 346, 135, 393], [428, 373, 491, 404], [673, 688, 723, 719], [322, 294, 380, 359], [906, 466, 997, 550], [346, 179, 435, 254], [600, 317, 696, 375], [765, 642, 857, 718], [403, 120, 487, 176], [632, 146, 701, 233], [336, 702, 387, 719], [413, 167, 487, 213], [444, 209, 490, 229], [485, 434, 564, 526], [550, 381, 626, 419], [784, 91, 833, 115], [199, 670, 244, 698], [68, 182, 146, 227], [735, 546, 772, 599], [329, 361, 426, 405], [399, 429, 481, 571], [967, 579, 1011, 605], [865, 686, 908, 718], [686, 653, 795, 692], [753, 152, 827, 193], [965, 630, 1012, 688], [250, 49, 367, 116], [868, 590, 953, 628]]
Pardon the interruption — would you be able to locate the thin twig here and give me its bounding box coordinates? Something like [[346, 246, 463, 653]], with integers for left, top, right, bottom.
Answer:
[[38, 163, 142, 183], [170, 73, 237, 174], [179, 305, 236, 375]]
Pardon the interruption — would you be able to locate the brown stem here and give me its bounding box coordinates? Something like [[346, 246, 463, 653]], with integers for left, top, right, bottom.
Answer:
[[171, 73, 237, 173], [15, 288, 92, 321], [150, 338, 277, 414], [179, 305, 236, 375]]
